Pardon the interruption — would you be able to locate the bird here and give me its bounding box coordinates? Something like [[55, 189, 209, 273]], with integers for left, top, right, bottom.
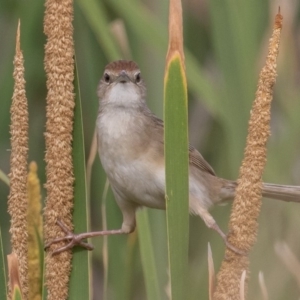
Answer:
[[46, 60, 300, 255]]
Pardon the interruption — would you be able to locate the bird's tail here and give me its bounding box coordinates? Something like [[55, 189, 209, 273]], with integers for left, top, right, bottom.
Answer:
[[262, 183, 300, 203]]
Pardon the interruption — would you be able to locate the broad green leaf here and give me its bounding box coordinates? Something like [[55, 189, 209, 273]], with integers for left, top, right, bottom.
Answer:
[[68, 60, 91, 300], [164, 55, 189, 300]]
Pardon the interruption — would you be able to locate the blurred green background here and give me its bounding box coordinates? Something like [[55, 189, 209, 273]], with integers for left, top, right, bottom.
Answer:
[[1, 0, 300, 299]]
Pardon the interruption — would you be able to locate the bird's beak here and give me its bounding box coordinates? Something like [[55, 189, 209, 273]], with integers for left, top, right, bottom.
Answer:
[[116, 70, 130, 83]]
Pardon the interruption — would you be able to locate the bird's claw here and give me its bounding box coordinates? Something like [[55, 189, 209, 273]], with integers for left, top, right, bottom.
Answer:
[[224, 238, 247, 256], [210, 222, 247, 256], [44, 219, 94, 255]]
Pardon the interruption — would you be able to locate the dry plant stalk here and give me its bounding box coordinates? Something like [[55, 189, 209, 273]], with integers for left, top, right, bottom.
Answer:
[[7, 253, 23, 299], [166, 0, 185, 64], [44, 0, 75, 299], [240, 270, 246, 300], [8, 20, 29, 300], [110, 19, 131, 59], [258, 271, 269, 300], [213, 11, 283, 300], [27, 162, 43, 300], [208, 243, 215, 300]]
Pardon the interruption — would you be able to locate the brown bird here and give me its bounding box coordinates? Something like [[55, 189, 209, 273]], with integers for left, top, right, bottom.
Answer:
[[46, 60, 300, 255]]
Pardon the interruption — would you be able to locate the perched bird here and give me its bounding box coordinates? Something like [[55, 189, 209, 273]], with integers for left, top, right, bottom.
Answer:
[[47, 60, 300, 254]]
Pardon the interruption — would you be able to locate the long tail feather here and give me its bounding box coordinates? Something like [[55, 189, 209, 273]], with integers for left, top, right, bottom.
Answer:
[[262, 183, 300, 203]]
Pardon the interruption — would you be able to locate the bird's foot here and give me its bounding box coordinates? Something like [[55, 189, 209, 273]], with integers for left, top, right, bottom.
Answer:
[[45, 219, 125, 255], [44, 219, 94, 255], [211, 222, 247, 256]]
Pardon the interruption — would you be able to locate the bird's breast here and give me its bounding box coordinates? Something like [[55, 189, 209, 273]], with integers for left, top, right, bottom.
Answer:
[[96, 108, 165, 208], [97, 108, 148, 160]]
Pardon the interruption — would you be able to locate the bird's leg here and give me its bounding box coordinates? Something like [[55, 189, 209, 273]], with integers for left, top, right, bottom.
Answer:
[[45, 193, 138, 255], [209, 222, 246, 256], [191, 201, 246, 255], [45, 219, 126, 255]]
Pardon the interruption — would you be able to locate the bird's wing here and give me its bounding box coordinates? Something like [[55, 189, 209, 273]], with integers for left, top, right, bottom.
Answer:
[[143, 107, 216, 176], [189, 145, 216, 176]]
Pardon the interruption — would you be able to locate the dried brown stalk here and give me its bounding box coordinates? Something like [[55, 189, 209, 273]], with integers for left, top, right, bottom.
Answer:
[[213, 11, 283, 300], [44, 0, 75, 299], [8, 20, 29, 300], [7, 253, 23, 299], [166, 0, 185, 64], [258, 271, 269, 300]]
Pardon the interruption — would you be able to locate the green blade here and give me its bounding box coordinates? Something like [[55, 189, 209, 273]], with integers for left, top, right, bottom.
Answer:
[[164, 56, 189, 300], [67, 59, 91, 300]]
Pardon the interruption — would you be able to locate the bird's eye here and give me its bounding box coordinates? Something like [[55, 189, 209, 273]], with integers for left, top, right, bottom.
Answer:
[[104, 73, 110, 83], [135, 72, 141, 83]]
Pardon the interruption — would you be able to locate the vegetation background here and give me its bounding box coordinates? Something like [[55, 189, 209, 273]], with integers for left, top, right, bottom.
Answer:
[[0, 0, 299, 299]]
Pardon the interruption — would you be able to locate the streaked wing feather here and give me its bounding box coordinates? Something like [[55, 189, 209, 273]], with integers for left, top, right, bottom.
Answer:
[[143, 107, 216, 176], [189, 145, 216, 176]]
